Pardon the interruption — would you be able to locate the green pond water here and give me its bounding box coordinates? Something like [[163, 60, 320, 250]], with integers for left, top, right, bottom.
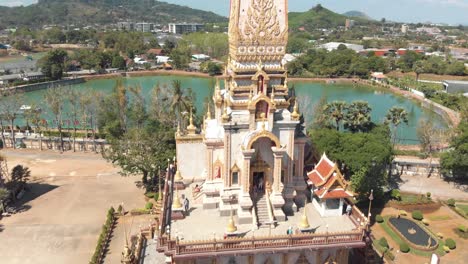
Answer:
[[21, 75, 447, 145]]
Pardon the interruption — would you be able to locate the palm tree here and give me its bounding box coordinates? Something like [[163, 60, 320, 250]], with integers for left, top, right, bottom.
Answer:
[[385, 107, 409, 147], [344, 101, 372, 132], [170, 80, 193, 128], [324, 101, 348, 131]]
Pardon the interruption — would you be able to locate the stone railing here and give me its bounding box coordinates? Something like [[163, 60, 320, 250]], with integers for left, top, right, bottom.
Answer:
[[158, 229, 365, 257]]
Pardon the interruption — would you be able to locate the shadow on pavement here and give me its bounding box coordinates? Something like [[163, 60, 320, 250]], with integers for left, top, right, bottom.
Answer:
[[11, 182, 59, 213]]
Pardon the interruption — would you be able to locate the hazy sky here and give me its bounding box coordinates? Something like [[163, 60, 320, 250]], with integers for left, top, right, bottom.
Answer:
[[1, 0, 467, 25]]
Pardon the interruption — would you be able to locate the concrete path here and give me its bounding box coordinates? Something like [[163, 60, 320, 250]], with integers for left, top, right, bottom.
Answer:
[[396, 173, 467, 200]]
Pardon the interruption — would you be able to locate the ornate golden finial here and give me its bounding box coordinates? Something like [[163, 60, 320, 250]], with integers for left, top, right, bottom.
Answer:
[[206, 104, 212, 120], [186, 109, 197, 135], [222, 104, 229, 122], [270, 87, 275, 101], [291, 100, 300, 121], [226, 210, 237, 233], [174, 169, 183, 182], [172, 190, 182, 209], [122, 244, 133, 263], [299, 207, 310, 229], [257, 60, 263, 71], [176, 122, 181, 136]]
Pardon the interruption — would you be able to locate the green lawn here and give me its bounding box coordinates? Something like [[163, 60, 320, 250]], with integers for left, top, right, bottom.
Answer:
[[428, 215, 452, 221], [379, 216, 445, 257], [400, 193, 431, 204], [456, 204, 468, 215]]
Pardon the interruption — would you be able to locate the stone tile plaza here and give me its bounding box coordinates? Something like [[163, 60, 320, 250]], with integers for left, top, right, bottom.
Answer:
[[153, 0, 370, 263]]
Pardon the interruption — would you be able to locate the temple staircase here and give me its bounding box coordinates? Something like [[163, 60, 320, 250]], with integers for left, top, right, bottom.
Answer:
[[254, 192, 271, 228]]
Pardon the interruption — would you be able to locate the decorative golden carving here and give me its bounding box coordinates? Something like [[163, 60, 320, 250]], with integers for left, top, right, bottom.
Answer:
[[241, 0, 287, 45], [291, 100, 300, 121], [246, 130, 281, 150]]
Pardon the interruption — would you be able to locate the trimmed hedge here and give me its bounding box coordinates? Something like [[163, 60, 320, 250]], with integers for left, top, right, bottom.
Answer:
[[379, 237, 389, 249], [400, 242, 410, 253], [376, 214, 384, 223], [458, 225, 467, 233], [447, 199, 456, 206], [90, 207, 115, 264], [145, 202, 153, 210], [445, 238, 456, 249], [412, 210, 423, 221], [390, 189, 401, 201]]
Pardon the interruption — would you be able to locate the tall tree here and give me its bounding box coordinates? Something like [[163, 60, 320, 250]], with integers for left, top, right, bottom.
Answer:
[[344, 101, 373, 133], [44, 86, 65, 152], [0, 90, 24, 149], [23, 104, 44, 151], [324, 101, 348, 131], [66, 88, 82, 152], [38, 49, 68, 80], [385, 107, 409, 147]]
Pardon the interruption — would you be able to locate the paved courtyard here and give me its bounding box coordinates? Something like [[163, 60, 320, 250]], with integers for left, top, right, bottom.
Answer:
[[396, 174, 468, 200], [0, 149, 145, 264], [170, 185, 357, 242]]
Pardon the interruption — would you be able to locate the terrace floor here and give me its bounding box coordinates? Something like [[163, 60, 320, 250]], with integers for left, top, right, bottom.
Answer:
[[169, 184, 358, 242]]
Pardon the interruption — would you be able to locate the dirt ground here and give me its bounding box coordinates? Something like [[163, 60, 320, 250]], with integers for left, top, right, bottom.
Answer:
[[0, 149, 146, 264], [372, 206, 468, 264]]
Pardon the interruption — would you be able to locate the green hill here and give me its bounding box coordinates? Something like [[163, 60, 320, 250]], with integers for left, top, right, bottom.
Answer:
[[0, 0, 227, 29], [289, 4, 373, 32]]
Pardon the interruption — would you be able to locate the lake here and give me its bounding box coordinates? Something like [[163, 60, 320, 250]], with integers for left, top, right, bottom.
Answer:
[[21, 75, 447, 145]]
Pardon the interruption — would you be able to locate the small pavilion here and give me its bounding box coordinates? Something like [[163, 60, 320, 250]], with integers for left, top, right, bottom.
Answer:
[[307, 153, 354, 217]]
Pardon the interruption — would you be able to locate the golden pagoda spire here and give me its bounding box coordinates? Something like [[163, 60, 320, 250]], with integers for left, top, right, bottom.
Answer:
[[299, 207, 310, 229], [206, 104, 212, 120], [222, 104, 229, 122], [172, 190, 182, 209], [174, 168, 183, 182], [186, 109, 197, 135], [291, 100, 300, 121], [226, 210, 237, 233]]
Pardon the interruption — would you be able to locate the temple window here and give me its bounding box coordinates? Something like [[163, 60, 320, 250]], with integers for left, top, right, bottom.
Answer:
[[232, 172, 239, 185], [231, 164, 240, 185], [325, 199, 340, 210], [255, 100, 269, 120]]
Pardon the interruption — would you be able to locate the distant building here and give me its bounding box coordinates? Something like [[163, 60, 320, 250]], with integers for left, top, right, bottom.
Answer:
[[416, 27, 442, 35], [117, 22, 134, 31], [319, 42, 364, 52], [443, 80, 468, 95], [371, 72, 388, 83], [345, 19, 355, 30], [401, 24, 409, 34], [191, 54, 211, 62], [135, 23, 154, 33], [168, 23, 204, 34]]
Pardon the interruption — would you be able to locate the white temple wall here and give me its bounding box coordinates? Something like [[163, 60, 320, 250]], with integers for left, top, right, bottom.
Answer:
[[177, 142, 206, 180]]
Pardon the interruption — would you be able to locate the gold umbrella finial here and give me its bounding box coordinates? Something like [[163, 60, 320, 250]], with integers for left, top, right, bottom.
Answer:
[[226, 210, 237, 233], [299, 207, 310, 229]]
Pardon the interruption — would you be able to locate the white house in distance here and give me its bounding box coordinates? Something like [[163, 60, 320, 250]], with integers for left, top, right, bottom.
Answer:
[[191, 54, 211, 62], [319, 42, 364, 52], [307, 153, 354, 217]]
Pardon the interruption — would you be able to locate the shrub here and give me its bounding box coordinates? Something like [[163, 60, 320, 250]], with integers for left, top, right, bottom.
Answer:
[[458, 225, 467, 233], [400, 242, 410, 253], [447, 199, 455, 206], [422, 219, 429, 225], [153, 192, 159, 201], [385, 251, 395, 261], [390, 189, 401, 200], [376, 214, 384, 223], [412, 210, 423, 221], [145, 202, 153, 210], [117, 204, 123, 214], [379, 237, 389, 249], [426, 192, 431, 200], [445, 238, 456, 249], [437, 232, 444, 239], [443, 246, 450, 253], [399, 210, 408, 216]]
